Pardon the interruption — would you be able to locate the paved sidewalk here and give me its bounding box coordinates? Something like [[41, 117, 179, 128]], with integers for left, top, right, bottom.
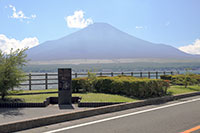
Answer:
[[0, 104, 87, 125]]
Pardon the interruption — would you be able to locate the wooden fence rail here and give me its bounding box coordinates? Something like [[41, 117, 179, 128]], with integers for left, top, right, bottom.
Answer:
[[19, 71, 179, 90]]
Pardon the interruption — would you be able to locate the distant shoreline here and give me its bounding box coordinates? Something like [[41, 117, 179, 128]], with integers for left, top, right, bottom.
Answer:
[[28, 58, 200, 65]]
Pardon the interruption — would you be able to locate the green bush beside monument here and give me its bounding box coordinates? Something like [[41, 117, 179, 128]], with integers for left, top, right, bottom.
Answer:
[[72, 76, 170, 98]]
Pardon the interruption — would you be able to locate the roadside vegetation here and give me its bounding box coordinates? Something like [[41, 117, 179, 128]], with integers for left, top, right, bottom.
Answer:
[[0, 48, 27, 100], [72, 75, 169, 98], [5, 85, 200, 103], [160, 73, 200, 87], [2, 68, 200, 103]]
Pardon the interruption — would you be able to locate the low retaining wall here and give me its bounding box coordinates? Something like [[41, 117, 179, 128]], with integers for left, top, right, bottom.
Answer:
[[0, 103, 46, 108], [78, 102, 124, 107], [47, 97, 81, 104], [0, 97, 81, 108]]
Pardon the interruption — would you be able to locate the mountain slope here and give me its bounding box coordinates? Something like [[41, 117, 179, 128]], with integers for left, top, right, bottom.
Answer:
[[27, 23, 197, 61]]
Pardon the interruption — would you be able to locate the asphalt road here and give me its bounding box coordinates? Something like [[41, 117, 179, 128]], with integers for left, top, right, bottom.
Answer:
[[20, 96, 200, 133]]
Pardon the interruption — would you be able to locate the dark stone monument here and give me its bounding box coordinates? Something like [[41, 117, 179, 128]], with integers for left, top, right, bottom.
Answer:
[[58, 68, 72, 105]]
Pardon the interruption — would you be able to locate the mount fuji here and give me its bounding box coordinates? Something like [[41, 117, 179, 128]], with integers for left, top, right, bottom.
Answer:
[[27, 23, 198, 61]]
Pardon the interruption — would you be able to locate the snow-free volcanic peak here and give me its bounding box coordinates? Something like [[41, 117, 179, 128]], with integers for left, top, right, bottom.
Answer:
[[27, 22, 197, 61]]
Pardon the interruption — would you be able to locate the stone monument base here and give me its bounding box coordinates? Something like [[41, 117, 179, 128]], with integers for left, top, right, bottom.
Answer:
[[58, 90, 72, 105]]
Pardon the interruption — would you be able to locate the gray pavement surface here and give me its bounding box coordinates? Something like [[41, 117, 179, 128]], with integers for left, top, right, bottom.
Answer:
[[0, 104, 86, 125], [19, 95, 200, 133]]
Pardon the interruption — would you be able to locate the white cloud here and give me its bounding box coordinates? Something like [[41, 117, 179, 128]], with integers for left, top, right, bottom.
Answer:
[[8, 5, 36, 21], [179, 39, 200, 55], [65, 10, 93, 29], [135, 26, 144, 29], [0, 34, 39, 53]]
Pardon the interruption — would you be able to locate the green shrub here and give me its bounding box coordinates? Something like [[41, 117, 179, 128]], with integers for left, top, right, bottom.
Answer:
[[72, 76, 170, 98], [171, 75, 186, 85], [94, 78, 113, 93], [190, 74, 200, 85], [72, 77, 90, 93], [161, 74, 199, 87]]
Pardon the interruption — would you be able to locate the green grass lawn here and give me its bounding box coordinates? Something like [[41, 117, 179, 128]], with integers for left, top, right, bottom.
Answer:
[[3, 85, 200, 103], [167, 85, 200, 95], [6, 93, 137, 103]]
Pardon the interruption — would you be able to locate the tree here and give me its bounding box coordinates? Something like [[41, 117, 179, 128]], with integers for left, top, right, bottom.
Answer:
[[87, 71, 97, 92], [183, 68, 196, 88], [0, 48, 28, 100]]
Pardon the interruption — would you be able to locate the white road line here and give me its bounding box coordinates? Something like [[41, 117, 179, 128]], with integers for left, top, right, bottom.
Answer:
[[44, 97, 200, 133]]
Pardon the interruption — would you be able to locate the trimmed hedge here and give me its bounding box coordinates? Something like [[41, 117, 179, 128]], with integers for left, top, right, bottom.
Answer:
[[72, 76, 169, 98], [72, 77, 91, 93], [160, 74, 200, 86]]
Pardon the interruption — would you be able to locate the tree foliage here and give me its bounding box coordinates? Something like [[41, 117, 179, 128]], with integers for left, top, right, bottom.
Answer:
[[0, 48, 28, 100]]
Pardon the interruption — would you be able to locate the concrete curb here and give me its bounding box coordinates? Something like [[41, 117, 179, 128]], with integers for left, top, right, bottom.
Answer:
[[1, 91, 200, 133], [78, 102, 125, 107]]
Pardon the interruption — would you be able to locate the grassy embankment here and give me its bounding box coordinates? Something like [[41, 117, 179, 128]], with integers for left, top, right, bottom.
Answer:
[[4, 85, 200, 103]]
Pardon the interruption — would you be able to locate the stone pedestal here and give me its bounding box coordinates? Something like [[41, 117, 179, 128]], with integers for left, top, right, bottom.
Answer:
[[58, 68, 72, 105]]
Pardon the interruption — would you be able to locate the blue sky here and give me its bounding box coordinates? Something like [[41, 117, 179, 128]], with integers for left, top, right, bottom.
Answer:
[[0, 0, 200, 54]]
